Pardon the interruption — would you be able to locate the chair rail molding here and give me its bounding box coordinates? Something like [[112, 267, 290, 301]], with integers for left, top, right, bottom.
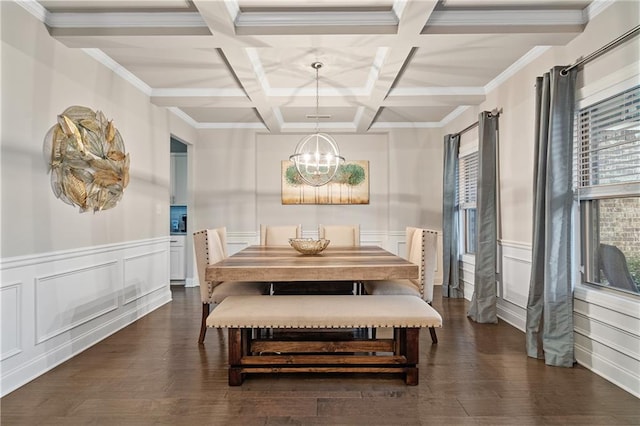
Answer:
[[0, 237, 172, 397]]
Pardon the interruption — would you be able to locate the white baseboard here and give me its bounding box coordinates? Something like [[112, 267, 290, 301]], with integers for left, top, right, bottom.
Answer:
[[497, 298, 526, 332], [575, 339, 640, 398]]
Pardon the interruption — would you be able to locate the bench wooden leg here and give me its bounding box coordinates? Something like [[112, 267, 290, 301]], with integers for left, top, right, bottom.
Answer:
[[198, 303, 210, 344], [405, 367, 418, 385], [228, 328, 245, 386], [403, 328, 420, 385]]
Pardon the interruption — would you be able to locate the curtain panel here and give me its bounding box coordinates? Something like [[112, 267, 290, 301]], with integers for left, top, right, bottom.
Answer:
[[468, 112, 499, 323], [442, 134, 463, 298], [526, 66, 577, 367]]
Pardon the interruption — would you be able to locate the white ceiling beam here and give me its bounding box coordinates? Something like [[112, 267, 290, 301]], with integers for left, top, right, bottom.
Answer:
[[193, 0, 281, 132], [355, 0, 439, 132]]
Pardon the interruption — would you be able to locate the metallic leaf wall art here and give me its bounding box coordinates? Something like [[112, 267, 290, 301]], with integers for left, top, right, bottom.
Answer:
[[44, 106, 130, 212]]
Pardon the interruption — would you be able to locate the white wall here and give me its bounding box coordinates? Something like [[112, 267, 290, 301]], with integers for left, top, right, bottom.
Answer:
[[1, 3, 170, 257], [443, 1, 640, 397], [191, 127, 443, 241], [0, 3, 178, 395], [189, 127, 445, 286]]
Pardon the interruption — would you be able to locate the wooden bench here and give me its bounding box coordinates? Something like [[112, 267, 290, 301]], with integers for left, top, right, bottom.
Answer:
[[206, 295, 443, 385]]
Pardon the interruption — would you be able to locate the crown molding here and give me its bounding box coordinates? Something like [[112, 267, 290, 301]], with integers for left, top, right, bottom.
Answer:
[[196, 122, 267, 130], [82, 49, 152, 96], [168, 107, 198, 127], [235, 10, 398, 28], [427, 9, 586, 27], [439, 105, 472, 127], [583, 0, 615, 22], [388, 86, 485, 97], [281, 122, 357, 131], [484, 45, 551, 93], [151, 88, 247, 97], [370, 121, 442, 129], [16, 0, 48, 23], [45, 11, 207, 28]]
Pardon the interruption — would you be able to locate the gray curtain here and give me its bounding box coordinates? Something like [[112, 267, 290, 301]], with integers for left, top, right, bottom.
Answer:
[[442, 134, 463, 298], [526, 66, 577, 367], [468, 112, 499, 323]]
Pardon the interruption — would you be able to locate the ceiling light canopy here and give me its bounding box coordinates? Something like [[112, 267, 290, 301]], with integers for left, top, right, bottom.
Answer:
[[289, 62, 345, 187]]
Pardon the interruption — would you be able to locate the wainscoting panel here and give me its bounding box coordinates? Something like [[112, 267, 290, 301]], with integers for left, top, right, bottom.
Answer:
[[0, 237, 171, 397], [497, 240, 531, 330], [123, 250, 169, 305], [459, 257, 475, 301], [1, 282, 22, 361], [574, 285, 640, 397], [35, 260, 119, 344], [360, 231, 386, 248]]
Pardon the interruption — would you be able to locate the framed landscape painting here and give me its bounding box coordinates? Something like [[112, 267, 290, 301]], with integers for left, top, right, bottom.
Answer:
[[282, 160, 370, 205]]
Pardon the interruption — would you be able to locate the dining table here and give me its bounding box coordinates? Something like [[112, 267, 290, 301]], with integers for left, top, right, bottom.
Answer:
[[204, 244, 431, 386], [205, 245, 419, 284]]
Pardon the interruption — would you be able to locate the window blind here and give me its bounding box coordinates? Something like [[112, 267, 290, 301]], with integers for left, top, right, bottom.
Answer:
[[577, 85, 640, 197], [458, 151, 478, 207]]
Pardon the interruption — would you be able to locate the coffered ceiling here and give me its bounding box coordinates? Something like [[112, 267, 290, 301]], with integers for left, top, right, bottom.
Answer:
[[24, 0, 603, 132]]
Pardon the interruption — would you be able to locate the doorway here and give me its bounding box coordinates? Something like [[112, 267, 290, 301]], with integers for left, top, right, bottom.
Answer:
[[170, 137, 188, 286]]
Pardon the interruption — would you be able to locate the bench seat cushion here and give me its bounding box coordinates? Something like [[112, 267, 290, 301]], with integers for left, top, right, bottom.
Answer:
[[206, 295, 442, 329]]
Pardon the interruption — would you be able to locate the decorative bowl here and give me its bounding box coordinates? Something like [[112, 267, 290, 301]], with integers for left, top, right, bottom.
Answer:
[[289, 238, 330, 255]]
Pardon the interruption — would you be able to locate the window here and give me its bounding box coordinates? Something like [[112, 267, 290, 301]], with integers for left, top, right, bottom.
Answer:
[[459, 151, 478, 255], [577, 85, 640, 294]]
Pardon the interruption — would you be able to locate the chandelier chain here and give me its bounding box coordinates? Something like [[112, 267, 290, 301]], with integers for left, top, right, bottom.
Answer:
[[315, 63, 320, 133]]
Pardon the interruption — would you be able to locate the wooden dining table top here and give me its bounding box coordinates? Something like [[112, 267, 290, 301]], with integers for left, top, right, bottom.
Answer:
[[205, 245, 419, 283]]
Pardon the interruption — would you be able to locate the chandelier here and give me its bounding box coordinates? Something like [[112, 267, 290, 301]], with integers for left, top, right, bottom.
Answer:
[[289, 62, 345, 187]]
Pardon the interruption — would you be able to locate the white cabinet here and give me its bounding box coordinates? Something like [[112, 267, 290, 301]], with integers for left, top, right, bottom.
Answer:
[[170, 235, 186, 280], [170, 153, 187, 205]]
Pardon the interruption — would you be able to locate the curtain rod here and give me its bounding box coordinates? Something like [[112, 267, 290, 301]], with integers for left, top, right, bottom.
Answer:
[[453, 108, 502, 137], [561, 25, 640, 75], [455, 121, 478, 137]]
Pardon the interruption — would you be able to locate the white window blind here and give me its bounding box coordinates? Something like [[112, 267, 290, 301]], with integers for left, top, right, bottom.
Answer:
[[458, 152, 478, 207], [577, 85, 640, 198]]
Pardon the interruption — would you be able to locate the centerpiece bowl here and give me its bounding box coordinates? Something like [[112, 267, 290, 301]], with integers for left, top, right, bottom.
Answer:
[[289, 238, 330, 255]]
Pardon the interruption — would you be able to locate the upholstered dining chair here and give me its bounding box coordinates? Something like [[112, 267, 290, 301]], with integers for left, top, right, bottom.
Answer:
[[316, 224, 362, 295], [260, 224, 302, 246], [193, 227, 269, 343], [259, 224, 302, 294], [318, 224, 360, 247], [363, 227, 439, 343]]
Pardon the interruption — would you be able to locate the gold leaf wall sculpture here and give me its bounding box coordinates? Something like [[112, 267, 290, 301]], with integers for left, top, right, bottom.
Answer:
[[44, 106, 130, 212]]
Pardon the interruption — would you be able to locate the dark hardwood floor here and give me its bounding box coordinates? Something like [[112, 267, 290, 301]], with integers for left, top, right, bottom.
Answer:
[[2, 286, 638, 425]]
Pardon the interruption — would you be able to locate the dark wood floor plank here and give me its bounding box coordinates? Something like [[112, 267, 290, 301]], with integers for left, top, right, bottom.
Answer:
[[1, 285, 637, 425]]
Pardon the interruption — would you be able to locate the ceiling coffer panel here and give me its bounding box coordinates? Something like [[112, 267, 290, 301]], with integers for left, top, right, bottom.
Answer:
[[35, 0, 594, 129]]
